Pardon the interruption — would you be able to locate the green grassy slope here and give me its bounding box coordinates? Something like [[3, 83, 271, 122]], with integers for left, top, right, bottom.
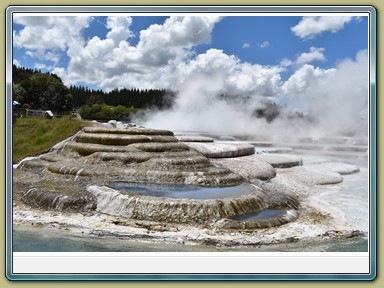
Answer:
[[12, 117, 92, 163]]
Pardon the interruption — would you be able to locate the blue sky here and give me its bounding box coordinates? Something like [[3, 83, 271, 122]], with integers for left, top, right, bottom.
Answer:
[[12, 14, 369, 107]]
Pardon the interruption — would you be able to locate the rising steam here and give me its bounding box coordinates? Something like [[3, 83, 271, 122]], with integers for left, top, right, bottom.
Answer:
[[138, 50, 369, 139]]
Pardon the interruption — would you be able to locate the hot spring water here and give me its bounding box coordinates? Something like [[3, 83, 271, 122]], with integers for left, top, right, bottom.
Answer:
[[106, 182, 253, 199]]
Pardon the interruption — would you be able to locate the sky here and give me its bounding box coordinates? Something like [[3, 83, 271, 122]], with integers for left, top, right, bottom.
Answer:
[[12, 14, 370, 135]]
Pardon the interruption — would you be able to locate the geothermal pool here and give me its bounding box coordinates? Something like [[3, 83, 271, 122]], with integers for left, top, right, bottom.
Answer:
[[106, 182, 253, 199]]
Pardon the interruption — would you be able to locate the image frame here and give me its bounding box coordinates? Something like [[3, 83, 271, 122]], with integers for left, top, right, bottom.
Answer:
[[4, 4, 377, 281]]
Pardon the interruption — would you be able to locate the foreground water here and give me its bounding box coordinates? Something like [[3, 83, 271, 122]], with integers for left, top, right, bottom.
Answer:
[[13, 225, 368, 252]]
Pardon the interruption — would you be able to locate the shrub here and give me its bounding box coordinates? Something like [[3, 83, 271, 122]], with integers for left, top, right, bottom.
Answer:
[[79, 103, 138, 121]]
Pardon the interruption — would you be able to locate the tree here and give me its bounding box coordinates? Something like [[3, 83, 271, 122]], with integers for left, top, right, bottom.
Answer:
[[27, 73, 73, 113], [12, 83, 27, 104], [86, 94, 105, 105]]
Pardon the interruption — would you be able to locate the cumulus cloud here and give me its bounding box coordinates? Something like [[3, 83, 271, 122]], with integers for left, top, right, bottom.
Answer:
[[54, 16, 223, 89], [242, 42, 250, 48], [282, 64, 335, 95], [13, 16, 92, 62], [12, 15, 282, 95], [106, 16, 134, 44], [137, 16, 222, 66], [185, 49, 283, 96], [295, 47, 326, 65], [291, 16, 358, 39]]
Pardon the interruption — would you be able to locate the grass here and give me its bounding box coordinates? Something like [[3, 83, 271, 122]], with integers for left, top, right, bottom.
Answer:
[[12, 117, 92, 163]]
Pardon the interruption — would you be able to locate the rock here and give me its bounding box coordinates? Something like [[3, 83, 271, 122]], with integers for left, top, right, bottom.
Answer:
[[175, 135, 214, 142], [253, 154, 302, 168], [212, 155, 276, 181], [218, 136, 237, 141], [185, 142, 255, 158], [107, 120, 117, 128], [214, 209, 299, 229], [83, 127, 174, 136], [255, 147, 294, 154], [21, 188, 97, 212], [278, 166, 343, 186], [306, 162, 360, 175], [116, 121, 125, 129], [21, 126, 245, 187]]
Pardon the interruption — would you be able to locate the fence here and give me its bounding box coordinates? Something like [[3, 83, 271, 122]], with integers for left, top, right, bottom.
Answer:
[[25, 109, 46, 118]]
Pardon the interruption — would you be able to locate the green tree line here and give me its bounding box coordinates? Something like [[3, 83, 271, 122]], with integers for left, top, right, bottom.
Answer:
[[69, 85, 176, 110], [12, 65, 177, 119]]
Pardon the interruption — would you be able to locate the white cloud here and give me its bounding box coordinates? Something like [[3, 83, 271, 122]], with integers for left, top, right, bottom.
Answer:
[[34, 63, 49, 70], [59, 16, 223, 89], [185, 49, 283, 96], [14, 15, 282, 95], [25, 50, 61, 63], [257, 40, 270, 48], [282, 64, 335, 95], [295, 47, 326, 65], [13, 16, 92, 62], [280, 58, 293, 67], [242, 42, 250, 48], [13, 59, 21, 67], [106, 16, 134, 45], [137, 16, 222, 66], [291, 16, 357, 39]]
